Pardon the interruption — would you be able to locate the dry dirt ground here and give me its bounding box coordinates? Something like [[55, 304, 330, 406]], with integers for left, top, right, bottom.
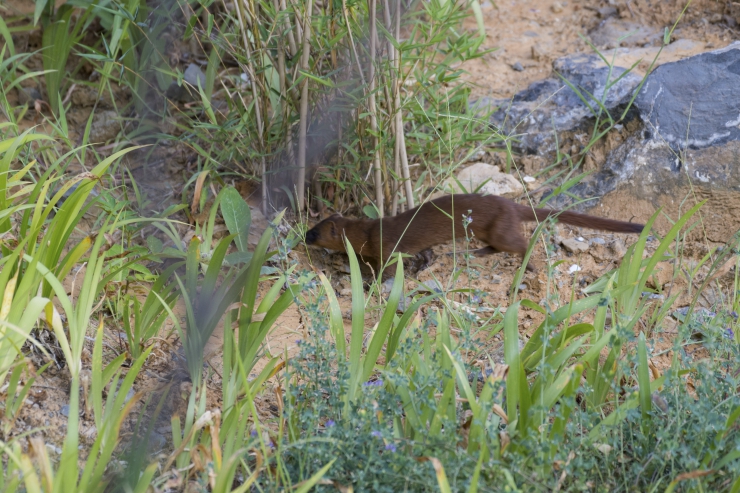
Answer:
[[6, 0, 740, 461]]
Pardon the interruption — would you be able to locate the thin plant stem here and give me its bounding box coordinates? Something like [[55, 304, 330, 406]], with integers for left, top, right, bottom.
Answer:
[[236, 0, 268, 214], [395, 0, 414, 209], [296, 0, 314, 211], [368, 0, 384, 217]]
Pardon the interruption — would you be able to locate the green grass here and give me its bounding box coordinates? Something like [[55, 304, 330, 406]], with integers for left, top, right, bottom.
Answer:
[[0, 0, 738, 491]]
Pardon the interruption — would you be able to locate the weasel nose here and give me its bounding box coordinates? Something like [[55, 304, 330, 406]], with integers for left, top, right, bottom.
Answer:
[[305, 229, 318, 244]]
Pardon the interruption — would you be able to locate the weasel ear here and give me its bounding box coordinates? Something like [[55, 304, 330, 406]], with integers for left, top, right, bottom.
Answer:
[[327, 221, 338, 238]]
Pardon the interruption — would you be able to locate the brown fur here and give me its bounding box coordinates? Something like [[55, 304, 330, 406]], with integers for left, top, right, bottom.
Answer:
[[304, 194, 644, 270]]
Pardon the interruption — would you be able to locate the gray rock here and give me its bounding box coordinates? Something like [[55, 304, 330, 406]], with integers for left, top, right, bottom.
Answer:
[[589, 18, 659, 48], [89, 110, 121, 143], [397, 296, 413, 312], [561, 237, 589, 253], [381, 277, 395, 294], [590, 237, 606, 245], [635, 41, 740, 150], [16, 86, 41, 106], [166, 63, 208, 102], [60, 404, 70, 417], [546, 43, 740, 242], [597, 6, 618, 18], [417, 279, 443, 293], [517, 283, 527, 291], [511, 61, 524, 72], [473, 52, 642, 153], [184, 63, 207, 88], [609, 239, 627, 257]]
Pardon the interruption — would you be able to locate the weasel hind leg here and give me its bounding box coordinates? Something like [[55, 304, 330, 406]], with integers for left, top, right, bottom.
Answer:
[[481, 221, 537, 271]]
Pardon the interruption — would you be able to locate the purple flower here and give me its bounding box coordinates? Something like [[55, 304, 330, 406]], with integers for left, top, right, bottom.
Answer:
[[385, 443, 397, 452], [325, 419, 335, 427], [364, 379, 384, 387], [295, 339, 302, 345], [724, 327, 735, 339], [371, 431, 382, 438], [731, 311, 739, 320]]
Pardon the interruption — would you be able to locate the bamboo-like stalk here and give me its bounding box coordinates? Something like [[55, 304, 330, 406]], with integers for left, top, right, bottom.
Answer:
[[368, 0, 383, 217], [383, 0, 400, 215], [280, 0, 298, 57], [342, 0, 367, 87], [236, 0, 268, 214], [274, 0, 300, 106], [395, 0, 414, 209], [296, 0, 314, 211], [272, 0, 292, 155]]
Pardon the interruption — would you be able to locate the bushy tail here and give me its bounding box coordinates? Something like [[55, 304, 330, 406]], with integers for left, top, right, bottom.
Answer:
[[517, 204, 645, 234]]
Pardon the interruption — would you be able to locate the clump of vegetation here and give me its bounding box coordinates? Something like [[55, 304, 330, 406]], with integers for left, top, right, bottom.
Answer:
[[0, 0, 738, 491]]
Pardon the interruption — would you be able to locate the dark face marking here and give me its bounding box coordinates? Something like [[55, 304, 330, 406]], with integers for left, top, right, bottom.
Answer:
[[305, 227, 320, 244]]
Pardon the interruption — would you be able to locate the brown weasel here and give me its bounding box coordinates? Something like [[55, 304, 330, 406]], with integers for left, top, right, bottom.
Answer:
[[304, 194, 644, 271]]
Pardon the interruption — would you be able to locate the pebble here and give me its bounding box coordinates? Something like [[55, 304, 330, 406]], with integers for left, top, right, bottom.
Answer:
[[511, 61, 524, 72], [591, 237, 606, 245], [466, 149, 486, 162], [562, 237, 589, 253], [492, 275, 502, 284], [397, 296, 413, 312], [417, 279, 443, 293], [382, 277, 395, 294], [339, 288, 352, 296], [568, 264, 582, 274], [517, 283, 527, 291], [523, 176, 538, 191], [609, 239, 627, 257], [60, 405, 70, 417], [551, 2, 563, 13]]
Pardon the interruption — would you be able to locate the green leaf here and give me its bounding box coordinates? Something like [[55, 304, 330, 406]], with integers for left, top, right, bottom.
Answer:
[[220, 187, 251, 252]]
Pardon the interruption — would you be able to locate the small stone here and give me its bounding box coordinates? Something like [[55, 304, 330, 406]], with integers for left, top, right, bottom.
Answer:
[[60, 405, 70, 417], [594, 443, 613, 455], [511, 61, 524, 72], [339, 288, 352, 296], [89, 110, 121, 143], [434, 162, 523, 198], [651, 392, 669, 413], [382, 277, 395, 294], [517, 283, 527, 291], [16, 86, 42, 106], [418, 279, 443, 293], [466, 148, 486, 162], [184, 63, 207, 88], [568, 264, 582, 274], [590, 237, 606, 245], [561, 237, 589, 253], [397, 296, 412, 312], [551, 2, 563, 13], [647, 261, 673, 289], [523, 175, 538, 191], [492, 274, 502, 284], [609, 239, 627, 257], [597, 6, 618, 18]]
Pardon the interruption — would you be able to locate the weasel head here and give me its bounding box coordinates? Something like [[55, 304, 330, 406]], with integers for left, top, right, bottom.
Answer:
[[304, 214, 346, 251]]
